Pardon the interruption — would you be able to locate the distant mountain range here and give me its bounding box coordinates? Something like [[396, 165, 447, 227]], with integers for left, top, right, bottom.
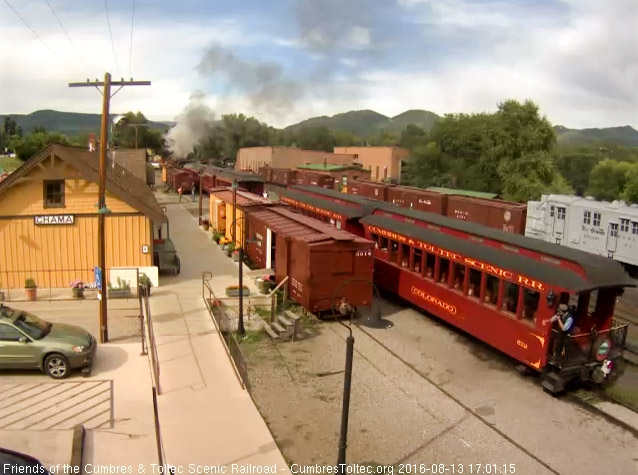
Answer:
[[286, 109, 638, 147], [3, 109, 638, 148], [285, 109, 441, 136], [0, 110, 172, 137]]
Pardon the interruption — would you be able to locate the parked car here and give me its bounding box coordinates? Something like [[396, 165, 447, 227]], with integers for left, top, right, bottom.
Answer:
[[0, 304, 96, 379], [0, 447, 48, 474]]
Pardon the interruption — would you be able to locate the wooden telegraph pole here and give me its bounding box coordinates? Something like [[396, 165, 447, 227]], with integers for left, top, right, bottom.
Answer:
[[69, 73, 151, 343]]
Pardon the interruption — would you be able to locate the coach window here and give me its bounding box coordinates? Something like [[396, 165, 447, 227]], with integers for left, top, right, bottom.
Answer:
[[451, 262, 465, 291], [522, 289, 540, 323], [412, 248, 423, 274], [468, 268, 481, 299], [379, 236, 388, 253], [484, 275, 499, 306], [557, 207, 566, 220], [502, 282, 520, 316], [437, 257, 450, 285], [549, 205, 555, 217], [371, 233, 379, 249], [400, 244, 410, 268], [632, 222, 638, 235], [620, 219, 629, 233], [425, 253, 435, 279], [389, 240, 399, 262]]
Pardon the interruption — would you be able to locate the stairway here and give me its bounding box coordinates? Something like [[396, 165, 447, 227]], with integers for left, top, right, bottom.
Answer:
[[263, 310, 300, 342]]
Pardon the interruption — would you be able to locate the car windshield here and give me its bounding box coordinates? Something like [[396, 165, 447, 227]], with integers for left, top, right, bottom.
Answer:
[[13, 312, 51, 340]]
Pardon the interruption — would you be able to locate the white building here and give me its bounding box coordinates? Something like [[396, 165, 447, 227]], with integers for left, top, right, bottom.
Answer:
[[525, 194, 638, 268]]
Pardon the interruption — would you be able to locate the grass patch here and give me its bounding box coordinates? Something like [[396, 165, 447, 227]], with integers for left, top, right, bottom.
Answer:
[[237, 329, 265, 345], [605, 385, 638, 412], [254, 306, 272, 320], [0, 156, 23, 172]]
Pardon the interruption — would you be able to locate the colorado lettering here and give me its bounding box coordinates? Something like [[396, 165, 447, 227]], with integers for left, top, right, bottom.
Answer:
[[411, 286, 457, 315]]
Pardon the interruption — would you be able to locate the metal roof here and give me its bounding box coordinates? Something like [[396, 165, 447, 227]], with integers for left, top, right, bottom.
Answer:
[[209, 187, 273, 207], [281, 188, 371, 218], [540, 194, 638, 215], [290, 185, 376, 205], [247, 207, 362, 243], [426, 186, 500, 199], [203, 165, 263, 182], [297, 163, 368, 172], [0, 144, 166, 223]]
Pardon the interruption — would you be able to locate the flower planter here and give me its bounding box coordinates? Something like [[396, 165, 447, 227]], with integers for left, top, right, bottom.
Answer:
[[72, 287, 84, 299], [25, 287, 37, 301], [225, 288, 250, 297], [108, 289, 132, 299], [232, 253, 240, 262], [203, 222, 210, 231]]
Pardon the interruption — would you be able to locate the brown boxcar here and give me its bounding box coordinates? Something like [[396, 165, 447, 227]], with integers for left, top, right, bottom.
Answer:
[[388, 186, 448, 215], [246, 207, 374, 313], [446, 195, 527, 234], [258, 166, 273, 183], [272, 168, 297, 186], [348, 179, 392, 201], [296, 170, 335, 189], [203, 166, 264, 195]]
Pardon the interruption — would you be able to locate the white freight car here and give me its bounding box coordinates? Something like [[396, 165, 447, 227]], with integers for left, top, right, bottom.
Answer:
[[526, 194, 638, 270]]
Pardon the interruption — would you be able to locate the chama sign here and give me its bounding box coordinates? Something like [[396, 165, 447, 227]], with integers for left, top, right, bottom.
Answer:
[[34, 215, 75, 225]]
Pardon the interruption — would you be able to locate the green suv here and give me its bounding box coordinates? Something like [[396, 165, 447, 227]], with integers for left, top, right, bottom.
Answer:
[[0, 304, 95, 379]]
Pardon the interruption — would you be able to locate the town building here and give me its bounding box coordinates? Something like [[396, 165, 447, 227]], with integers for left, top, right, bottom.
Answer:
[[333, 146, 409, 183], [0, 144, 165, 292], [236, 147, 356, 173]]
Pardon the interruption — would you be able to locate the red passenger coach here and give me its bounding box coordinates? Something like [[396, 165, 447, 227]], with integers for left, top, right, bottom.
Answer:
[[246, 208, 374, 313], [361, 210, 633, 393]]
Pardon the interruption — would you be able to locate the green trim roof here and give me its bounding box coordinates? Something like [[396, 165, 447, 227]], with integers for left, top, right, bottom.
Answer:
[[297, 163, 367, 172], [425, 187, 499, 199]]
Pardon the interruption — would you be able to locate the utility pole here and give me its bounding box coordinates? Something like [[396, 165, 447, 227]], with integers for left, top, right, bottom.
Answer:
[[69, 73, 151, 344]]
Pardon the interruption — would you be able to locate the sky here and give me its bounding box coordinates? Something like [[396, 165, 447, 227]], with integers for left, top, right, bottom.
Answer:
[[0, 0, 636, 129]]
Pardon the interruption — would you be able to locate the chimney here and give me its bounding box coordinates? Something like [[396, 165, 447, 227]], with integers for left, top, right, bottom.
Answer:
[[88, 133, 97, 152], [323, 158, 327, 168]]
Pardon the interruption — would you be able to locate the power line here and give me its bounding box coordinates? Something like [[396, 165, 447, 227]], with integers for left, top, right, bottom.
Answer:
[[104, 0, 119, 75], [129, 0, 136, 78], [45, 0, 90, 74], [4, 0, 62, 61]]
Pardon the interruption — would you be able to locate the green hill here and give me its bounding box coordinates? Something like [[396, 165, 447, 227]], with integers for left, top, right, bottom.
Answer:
[[285, 109, 441, 136], [555, 125, 638, 147], [0, 110, 172, 137]]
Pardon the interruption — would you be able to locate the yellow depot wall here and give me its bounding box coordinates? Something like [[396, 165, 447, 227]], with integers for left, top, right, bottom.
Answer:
[[0, 158, 152, 289], [223, 203, 245, 248]]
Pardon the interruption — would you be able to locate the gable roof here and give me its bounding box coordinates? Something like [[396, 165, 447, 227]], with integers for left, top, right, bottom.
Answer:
[[108, 149, 147, 181], [0, 144, 166, 223]]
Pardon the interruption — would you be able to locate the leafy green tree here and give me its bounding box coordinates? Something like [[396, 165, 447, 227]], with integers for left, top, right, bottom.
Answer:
[[555, 148, 601, 195], [369, 130, 400, 146], [219, 114, 274, 158], [399, 124, 428, 150], [621, 164, 638, 204], [294, 126, 335, 151], [112, 112, 165, 151], [587, 159, 632, 201], [10, 130, 70, 160]]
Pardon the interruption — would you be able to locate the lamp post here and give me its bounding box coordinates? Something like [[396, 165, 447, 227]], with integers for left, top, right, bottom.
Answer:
[[331, 279, 383, 473], [229, 215, 253, 337]]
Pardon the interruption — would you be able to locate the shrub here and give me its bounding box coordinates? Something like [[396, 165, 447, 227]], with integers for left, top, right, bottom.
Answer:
[[138, 274, 152, 288], [25, 278, 37, 288]]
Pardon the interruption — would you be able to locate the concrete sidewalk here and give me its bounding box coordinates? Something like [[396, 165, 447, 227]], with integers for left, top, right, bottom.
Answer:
[[150, 203, 288, 470]]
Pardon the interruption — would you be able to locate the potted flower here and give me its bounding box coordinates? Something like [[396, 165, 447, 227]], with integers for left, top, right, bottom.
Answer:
[[138, 273, 152, 297], [108, 277, 132, 299], [225, 284, 250, 297], [226, 242, 236, 257], [232, 249, 241, 262], [69, 280, 85, 299], [212, 231, 222, 243], [202, 219, 210, 231], [25, 278, 37, 301]]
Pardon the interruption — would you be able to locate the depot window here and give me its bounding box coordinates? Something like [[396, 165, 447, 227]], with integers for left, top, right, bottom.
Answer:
[[424, 253, 435, 279], [437, 257, 450, 285], [44, 180, 65, 208], [502, 282, 520, 316], [522, 289, 540, 323]]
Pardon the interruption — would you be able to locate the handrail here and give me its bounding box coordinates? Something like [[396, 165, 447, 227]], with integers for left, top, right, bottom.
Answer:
[[267, 276, 289, 299], [201, 273, 246, 390]]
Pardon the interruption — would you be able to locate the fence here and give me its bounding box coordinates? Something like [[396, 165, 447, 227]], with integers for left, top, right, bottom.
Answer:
[[139, 286, 161, 394], [201, 272, 248, 390]]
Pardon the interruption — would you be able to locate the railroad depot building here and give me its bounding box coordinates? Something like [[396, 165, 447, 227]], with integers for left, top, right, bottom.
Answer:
[[0, 144, 166, 291]]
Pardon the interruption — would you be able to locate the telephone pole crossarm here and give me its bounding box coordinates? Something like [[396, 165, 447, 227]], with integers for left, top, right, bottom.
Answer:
[[69, 80, 151, 88]]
